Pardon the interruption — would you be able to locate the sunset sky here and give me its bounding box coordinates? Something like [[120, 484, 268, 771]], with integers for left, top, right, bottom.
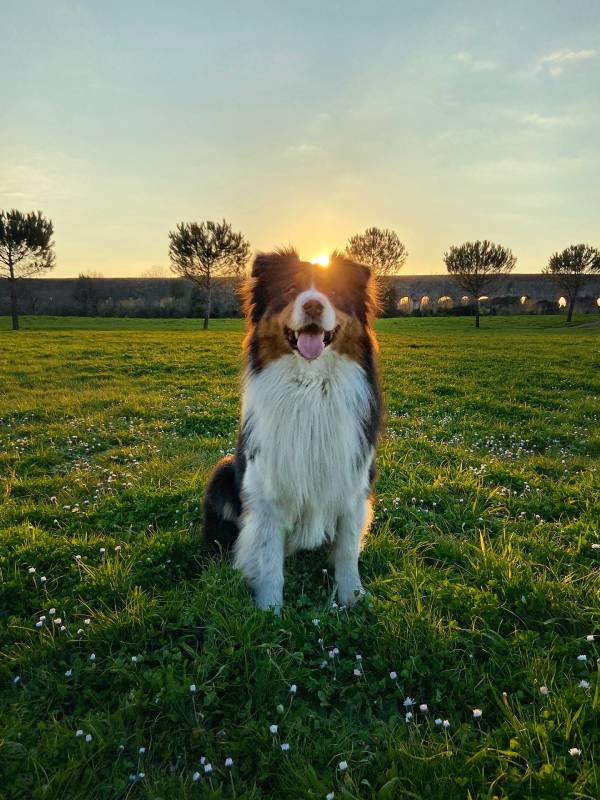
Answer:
[[2, 1, 599, 277]]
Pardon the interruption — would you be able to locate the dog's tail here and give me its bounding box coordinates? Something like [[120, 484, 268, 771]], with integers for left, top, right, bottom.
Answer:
[[203, 456, 241, 551]]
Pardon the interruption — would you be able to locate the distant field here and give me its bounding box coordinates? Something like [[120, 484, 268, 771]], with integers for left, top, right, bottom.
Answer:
[[1, 316, 599, 799]]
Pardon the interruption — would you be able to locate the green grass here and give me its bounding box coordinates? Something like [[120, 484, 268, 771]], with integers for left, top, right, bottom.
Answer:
[[1, 315, 599, 799]]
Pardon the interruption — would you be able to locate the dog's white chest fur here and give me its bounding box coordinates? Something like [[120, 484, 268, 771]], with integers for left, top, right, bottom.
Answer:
[[241, 351, 372, 551]]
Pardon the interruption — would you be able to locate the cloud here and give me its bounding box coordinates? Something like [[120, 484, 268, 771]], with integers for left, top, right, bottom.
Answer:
[[282, 143, 325, 159], [451, 51, 498, 71], [521, 113, 581, 128], [536, 47, 598, 76]]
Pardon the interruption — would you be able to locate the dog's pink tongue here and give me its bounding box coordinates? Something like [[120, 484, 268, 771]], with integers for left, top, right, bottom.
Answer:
[[297, 330, 325, 360]]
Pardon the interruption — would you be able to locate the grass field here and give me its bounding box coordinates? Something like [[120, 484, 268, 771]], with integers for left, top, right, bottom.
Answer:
[[1, 315, 599, 800]]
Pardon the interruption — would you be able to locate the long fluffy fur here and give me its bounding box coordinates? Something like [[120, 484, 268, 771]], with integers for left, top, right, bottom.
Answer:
[[203, 249, 382, 611]]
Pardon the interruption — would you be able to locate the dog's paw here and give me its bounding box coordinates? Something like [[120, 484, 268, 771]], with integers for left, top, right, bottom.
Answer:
[[255, 589, 283, 614], [337, 582, 365, 607]]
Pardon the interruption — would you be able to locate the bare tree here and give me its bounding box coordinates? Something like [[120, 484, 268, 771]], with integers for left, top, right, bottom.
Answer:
[[543, 244, 600, 323], [444, 240, 516, 328], [346, 227, 408, 276], [141, 264, 169, 278], [0, 209, 55, 330], [169, 219, 250, 329]]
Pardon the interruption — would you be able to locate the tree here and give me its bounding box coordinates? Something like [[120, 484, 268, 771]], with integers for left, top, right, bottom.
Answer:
[[168, 219, 250, 329], [0, 209, 55, 330], [543, 244, 600, 323], [73, 272, 104, 316], [141, 264, 169, 278], [444, 240, 516, 328], [346, 227, 408, 276]]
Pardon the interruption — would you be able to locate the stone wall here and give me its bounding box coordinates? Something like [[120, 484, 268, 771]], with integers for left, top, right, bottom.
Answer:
[[2, 273, 600, 317]]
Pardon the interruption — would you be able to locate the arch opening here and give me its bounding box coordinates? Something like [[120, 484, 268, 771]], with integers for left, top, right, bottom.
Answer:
[[419, 295, 431, 312], [397, 296, 413, 314], [437, 295, 454, 311]]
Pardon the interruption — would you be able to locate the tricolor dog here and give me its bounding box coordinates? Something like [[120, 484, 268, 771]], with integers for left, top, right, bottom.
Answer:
[[203, 248, 382, 611]]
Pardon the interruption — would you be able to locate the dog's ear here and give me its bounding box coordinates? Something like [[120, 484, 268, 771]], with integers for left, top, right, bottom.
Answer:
[[251, 247, 300, 277], [329, 251, 371, 284]]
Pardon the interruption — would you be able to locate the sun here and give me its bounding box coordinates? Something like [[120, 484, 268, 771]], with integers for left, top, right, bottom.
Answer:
[[311, 252, 329, 267]]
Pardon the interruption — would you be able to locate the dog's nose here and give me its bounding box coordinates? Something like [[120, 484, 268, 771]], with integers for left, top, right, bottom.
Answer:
[[302, 299, 324, 318]]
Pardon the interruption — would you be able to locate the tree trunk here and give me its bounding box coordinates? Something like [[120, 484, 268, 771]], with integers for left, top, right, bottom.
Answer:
[[203, 283, 212, 330], [475, 298, 480, 329], [9, 276, 19, 331], [567, 296, 575, 323]]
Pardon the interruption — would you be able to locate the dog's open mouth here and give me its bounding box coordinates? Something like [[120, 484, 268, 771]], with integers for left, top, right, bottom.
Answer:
[[284, 323, 338, 360]]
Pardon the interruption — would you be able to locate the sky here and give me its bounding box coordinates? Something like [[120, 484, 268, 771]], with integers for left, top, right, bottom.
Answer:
[[1, 1, 599, 277]]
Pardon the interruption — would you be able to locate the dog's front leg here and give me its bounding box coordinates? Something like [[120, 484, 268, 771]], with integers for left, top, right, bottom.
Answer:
[[333, 496, 372, 607], [234, 500, 285, 613]]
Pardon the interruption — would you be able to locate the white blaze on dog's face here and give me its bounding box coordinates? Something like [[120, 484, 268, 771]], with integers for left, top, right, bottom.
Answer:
[[289, 284, 337, 360], [243, 248, 376, 370]]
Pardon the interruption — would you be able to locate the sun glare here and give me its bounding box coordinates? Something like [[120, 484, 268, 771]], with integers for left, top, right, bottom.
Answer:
[[311, 253, 330, 267]]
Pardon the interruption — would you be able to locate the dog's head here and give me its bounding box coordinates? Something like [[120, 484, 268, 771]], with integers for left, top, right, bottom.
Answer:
[[243, 248, 378, 369]]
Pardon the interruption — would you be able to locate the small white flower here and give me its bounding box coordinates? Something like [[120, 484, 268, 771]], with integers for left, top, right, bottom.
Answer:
[[389, 671, 398, 680], [333, 647, 339, 656], [65, 669, 72, 677], [539, 686, 549, 696], [75, 729, 84, 737], [569, 747, 581, 757], [53, 618, 62, 625], [36, 620, 43, 628], [131, 656, 138, 663], [28, 567, 36, 574], [269, 724, 278, 734], [327, 794, 335, 800], [586, 634, 595, 642], [442, 719, 450, 729], [405, 712, 413, 721], [320, 660, 328, 668], [312, 619, 320, 626], [99, 547, 106, 554], [419, 703, 428, 712], [289, 684, 297, 694], [199, 756, 206, 764], [13, 676, 21, 684], [60, 625, 66, 632], [473, 708, 482, 719], [224, 757, 233, 767], [276, 703, 284, 713], [338, 760, 348, 771], [592, 543, 600, 550], [40, 576, 47, 583], [89, 653, 96, 661], [138, 772, 145, 779], [204, 763, 213, 773], [77, 628, 84, 635], [115, 545, 122, 552], [403, 697, 415, 707], [192, 771, 201, 781], [355, 654, 362, 661], [189, 683, 196, 692], [434, 718, 443, 726], [84, 618, 91, 625], [353, 668, 361, 677], [49, 608, 56, 615], [139, 747, 145, 754], [75, 555, 81, 561], [39, 615, 46, 622], [579, 679, 590, 689], [328, 650, 336, 659], [577, 654, 587, 662], [85, 734, 92, 742], [280, 743, 290, 751]]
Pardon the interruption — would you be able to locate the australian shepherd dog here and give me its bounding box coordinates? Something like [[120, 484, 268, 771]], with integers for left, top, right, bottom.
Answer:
[[203, 248, 382, 612]]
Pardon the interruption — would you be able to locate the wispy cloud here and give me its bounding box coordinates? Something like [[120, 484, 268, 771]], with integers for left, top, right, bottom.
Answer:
[[282, 143, 325, 159], [451, 51, 498, 71], [536, 47, 598, 76]]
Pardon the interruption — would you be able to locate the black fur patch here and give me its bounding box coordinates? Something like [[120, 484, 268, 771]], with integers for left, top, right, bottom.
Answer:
[[203, 456, 241, 551]]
